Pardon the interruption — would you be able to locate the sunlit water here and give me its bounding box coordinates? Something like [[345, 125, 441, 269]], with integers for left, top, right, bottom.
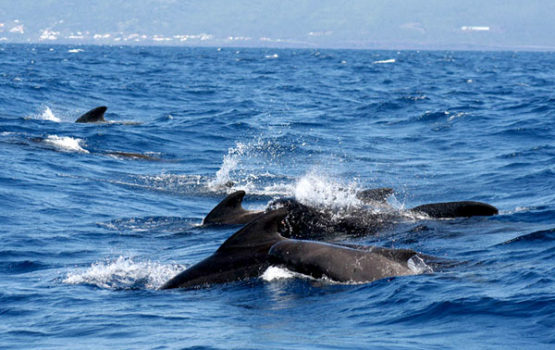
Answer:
[[0, 44, 553, 349]]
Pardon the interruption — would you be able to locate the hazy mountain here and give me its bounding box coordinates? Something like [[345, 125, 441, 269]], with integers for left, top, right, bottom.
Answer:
[[1, 0, 554, 50]]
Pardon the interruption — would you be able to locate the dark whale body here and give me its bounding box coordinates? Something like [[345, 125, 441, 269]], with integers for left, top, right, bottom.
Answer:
[[162, 209, 432, 289], [411, 201, 498, 218], [268, 240, 423, 283], [162, 209, 287, 289], [75, 106, 108, 123]]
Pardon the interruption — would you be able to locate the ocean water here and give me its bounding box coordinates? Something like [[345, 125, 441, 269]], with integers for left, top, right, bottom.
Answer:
[[0, 44, 554, 349]]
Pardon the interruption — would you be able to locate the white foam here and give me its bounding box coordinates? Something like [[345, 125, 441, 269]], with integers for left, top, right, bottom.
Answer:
[[261, 266, 297, 281], [373, 58, 396, 64], [67, 48, 84, 53], [265, 54, 279, 59], [42, 135, 89, 153], [63, 256, 184, 290]]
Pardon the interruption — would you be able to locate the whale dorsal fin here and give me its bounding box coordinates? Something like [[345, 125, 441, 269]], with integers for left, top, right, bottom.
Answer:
[[75, 106, 107, 123], [217, 208, 287, 252], [203, 191, 248, 224]]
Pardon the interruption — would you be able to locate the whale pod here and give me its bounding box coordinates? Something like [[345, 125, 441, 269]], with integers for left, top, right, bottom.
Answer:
[[162, 209, 436, 289]]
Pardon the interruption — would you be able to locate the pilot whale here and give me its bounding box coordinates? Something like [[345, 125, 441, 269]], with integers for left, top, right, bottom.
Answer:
[[268, 240, 429, 283], [74, 106, 141, 125], [75, 106, 108, 123], [202, 188, 394, 226], [161, 208, 433, 289], [202, 190, 498, 238]]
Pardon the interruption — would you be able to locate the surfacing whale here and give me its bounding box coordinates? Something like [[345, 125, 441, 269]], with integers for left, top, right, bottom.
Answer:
[[74, 106, 141, 125], [202, 188, 395, 226], [161, 209, 433, 289], [162, 209, 288, 289], [202, 190, 499, 238]]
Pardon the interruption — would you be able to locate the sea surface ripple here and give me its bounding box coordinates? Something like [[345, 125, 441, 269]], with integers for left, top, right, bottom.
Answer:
[[0, 45, 553, 349]]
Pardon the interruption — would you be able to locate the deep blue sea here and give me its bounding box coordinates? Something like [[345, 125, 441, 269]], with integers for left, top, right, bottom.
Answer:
[[0, 44, 554, 349]]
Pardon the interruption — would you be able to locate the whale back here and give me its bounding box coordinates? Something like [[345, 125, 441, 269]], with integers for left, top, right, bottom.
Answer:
[[268, 240, 418, 283], [411, 201, 498, 218]]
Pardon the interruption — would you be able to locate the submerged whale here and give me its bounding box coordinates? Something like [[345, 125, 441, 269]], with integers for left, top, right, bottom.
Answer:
[[202, 190, 498, 238], [161, 209, 433, 289], [28, 136, 160, 161]]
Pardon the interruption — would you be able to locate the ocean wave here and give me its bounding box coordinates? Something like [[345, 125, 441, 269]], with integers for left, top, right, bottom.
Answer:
[[499, 228, 555, 245]]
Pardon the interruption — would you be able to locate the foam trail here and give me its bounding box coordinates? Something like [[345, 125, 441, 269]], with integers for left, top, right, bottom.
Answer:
[[43, 135, 89, 153], [63, 256, 184, 290]]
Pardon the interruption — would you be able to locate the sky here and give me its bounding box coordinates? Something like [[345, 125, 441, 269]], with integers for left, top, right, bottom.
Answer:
[[1, 0, 555, 50]]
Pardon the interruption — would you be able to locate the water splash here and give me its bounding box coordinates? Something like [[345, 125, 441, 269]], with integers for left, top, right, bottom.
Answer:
[[63, 256, 184, 290], [206, 139, 290, 194], [27, 106, 61, 122], [208, 142, 247, 190], [407, 255, 434, 274], [293, 170, 363, 210]]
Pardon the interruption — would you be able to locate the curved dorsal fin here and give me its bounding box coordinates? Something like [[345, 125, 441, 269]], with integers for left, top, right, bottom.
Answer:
[[75, 106, 107, 123], [203, 191, 248, 224], [217, 208, 287, 251]]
